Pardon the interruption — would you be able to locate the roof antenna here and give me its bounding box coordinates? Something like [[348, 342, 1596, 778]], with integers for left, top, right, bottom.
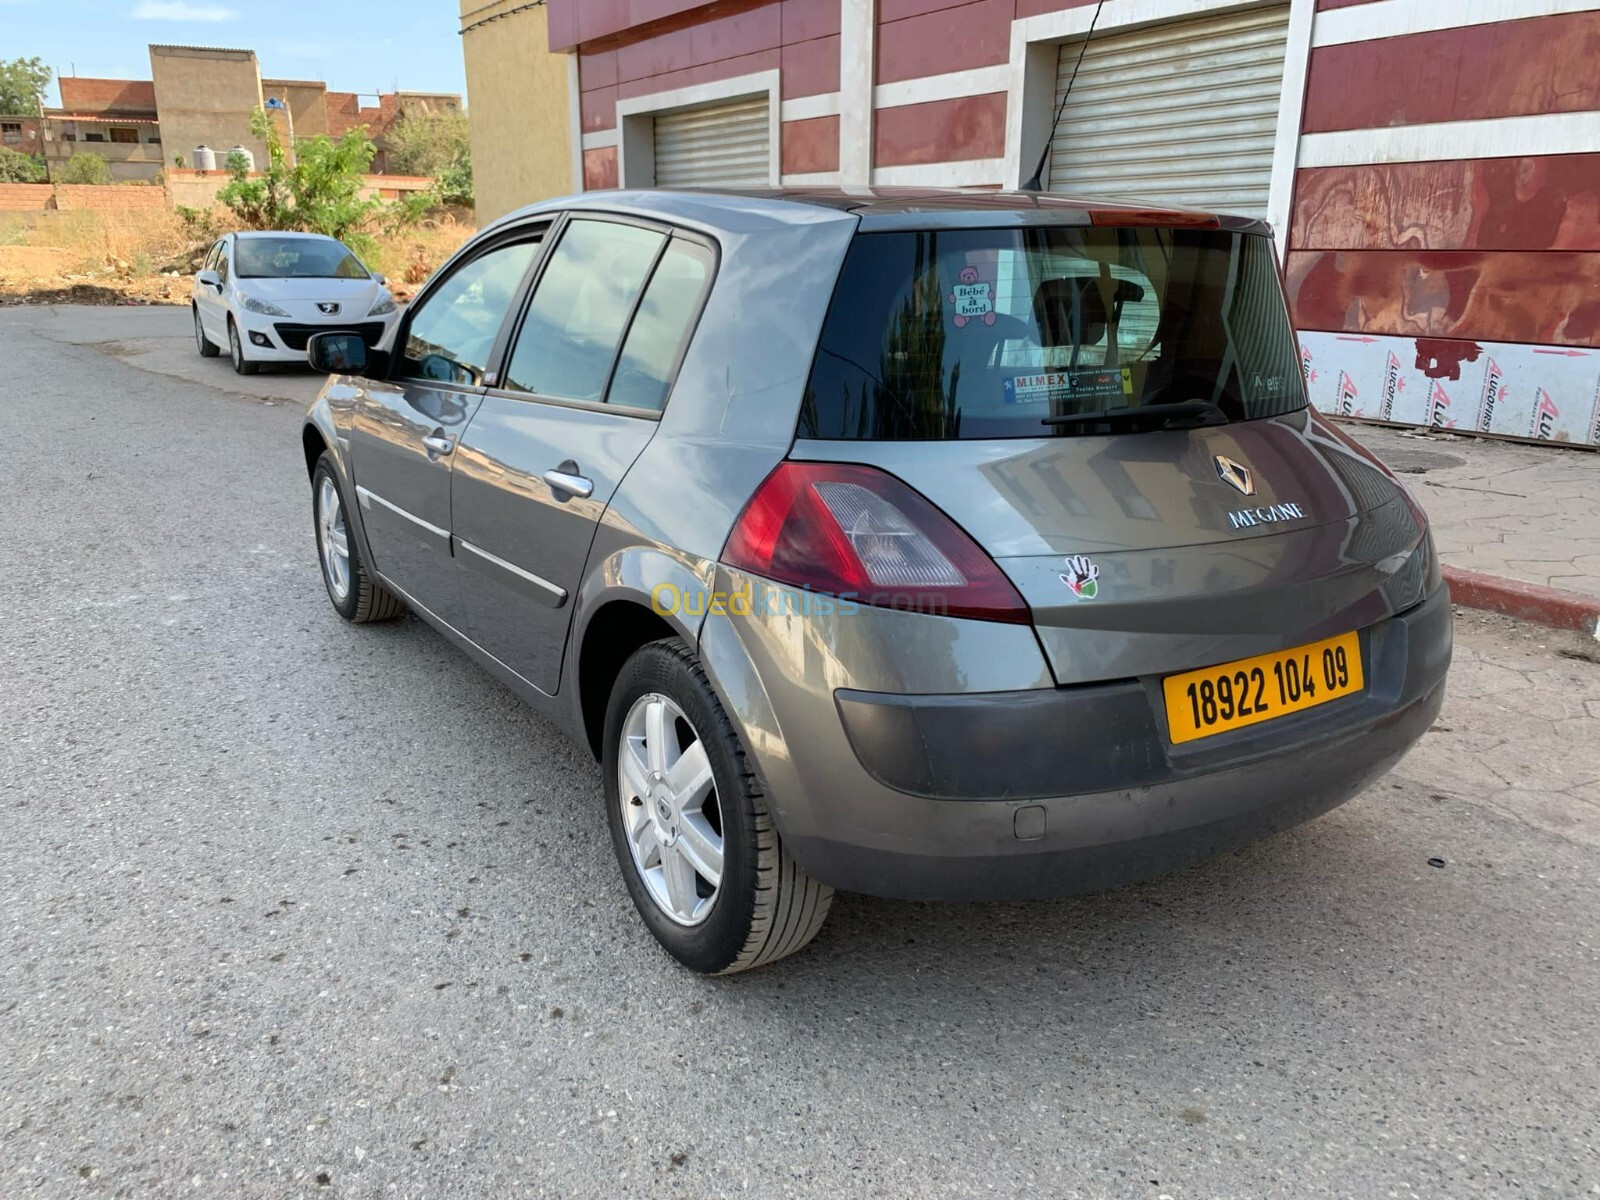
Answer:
[[1021, 0, 1107, 192]]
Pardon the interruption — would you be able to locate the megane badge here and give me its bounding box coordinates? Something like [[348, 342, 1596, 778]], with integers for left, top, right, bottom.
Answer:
[[1215, 454, 1255, 496]]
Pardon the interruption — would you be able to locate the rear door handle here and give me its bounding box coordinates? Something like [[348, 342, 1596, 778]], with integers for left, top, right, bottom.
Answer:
[[422, 434, 454, 457], [543, 469, 594, 499]]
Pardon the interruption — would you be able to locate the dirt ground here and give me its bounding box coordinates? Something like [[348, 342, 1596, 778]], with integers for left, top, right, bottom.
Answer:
[[0, 243, 188, 307], [0, 211, 475, 308]]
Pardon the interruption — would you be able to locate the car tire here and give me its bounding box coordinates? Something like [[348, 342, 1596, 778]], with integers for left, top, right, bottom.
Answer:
[[194, 306, 220, 357], [312, 452, 404, 624], [603, 638, 833, 974], [228, 318, 259, 376]]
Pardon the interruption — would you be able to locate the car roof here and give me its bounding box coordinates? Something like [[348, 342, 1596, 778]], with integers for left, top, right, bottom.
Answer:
[[490, 187, 1270, 237], [233, 230, 342, 242]]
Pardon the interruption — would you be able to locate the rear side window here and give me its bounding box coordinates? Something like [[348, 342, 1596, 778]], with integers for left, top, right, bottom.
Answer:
[[801, 228, 1305, 440], [605, 241, 713, 412], [502, 219, 665, 403]]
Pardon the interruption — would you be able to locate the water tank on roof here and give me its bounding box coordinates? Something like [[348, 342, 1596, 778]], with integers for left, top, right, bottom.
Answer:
[[227, 145, 256, 172], [191, 145, 217, 172]]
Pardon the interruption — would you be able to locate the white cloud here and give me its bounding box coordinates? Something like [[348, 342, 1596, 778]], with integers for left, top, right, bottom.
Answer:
[[131, 0, 238, 20]]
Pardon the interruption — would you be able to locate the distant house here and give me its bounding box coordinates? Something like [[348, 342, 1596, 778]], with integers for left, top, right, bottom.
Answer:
[[1, 115, 44, 156], [39, 46, 462, 184], [41, 76, 162, 181]]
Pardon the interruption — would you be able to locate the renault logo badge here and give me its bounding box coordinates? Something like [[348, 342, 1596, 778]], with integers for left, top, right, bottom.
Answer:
[[1215, 455, 1255, 496]]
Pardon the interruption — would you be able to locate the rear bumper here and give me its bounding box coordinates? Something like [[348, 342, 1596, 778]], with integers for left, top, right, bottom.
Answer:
[[773, 585, 1451, 900]]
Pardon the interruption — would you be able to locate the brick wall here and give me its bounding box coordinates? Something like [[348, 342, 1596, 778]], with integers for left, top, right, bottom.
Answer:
[[0, 184, 171, 213], [167, 167, 436, 210], [54, 185, 168, 211], [0, 184, 56, 212]]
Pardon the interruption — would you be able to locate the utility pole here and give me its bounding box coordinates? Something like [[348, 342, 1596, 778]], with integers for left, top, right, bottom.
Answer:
[[37, 84, 51, 184]]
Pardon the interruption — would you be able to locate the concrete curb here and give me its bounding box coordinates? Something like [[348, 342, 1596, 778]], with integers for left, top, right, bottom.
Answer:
[[1443, 566, 1600, 640]]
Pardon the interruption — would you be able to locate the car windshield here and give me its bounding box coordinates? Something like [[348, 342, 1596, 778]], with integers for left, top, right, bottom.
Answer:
[[235, 237, 370, 280], [801, 226, 1306, 440]]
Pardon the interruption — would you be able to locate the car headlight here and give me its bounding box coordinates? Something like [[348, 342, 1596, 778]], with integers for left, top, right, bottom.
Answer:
[[368, 296, 398, 316], [239, 294, 290, 317]]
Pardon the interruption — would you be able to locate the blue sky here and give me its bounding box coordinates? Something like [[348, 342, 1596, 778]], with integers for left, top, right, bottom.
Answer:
[[4, 0, 468, 104]]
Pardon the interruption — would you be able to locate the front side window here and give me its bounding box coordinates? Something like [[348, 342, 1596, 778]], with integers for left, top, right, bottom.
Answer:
[[399, 239, 540, 387], [802, 227, 1305, 440], [215, 242, 231, 285], [502, 219, 665, 403], [234, 237, 370, 280]]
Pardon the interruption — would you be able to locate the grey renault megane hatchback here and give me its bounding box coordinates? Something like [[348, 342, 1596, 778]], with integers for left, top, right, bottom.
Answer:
[[299, 189, 1451, 974]]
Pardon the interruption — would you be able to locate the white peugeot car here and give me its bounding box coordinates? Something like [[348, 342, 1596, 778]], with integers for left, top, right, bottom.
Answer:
[[192, 231, 400, 375]]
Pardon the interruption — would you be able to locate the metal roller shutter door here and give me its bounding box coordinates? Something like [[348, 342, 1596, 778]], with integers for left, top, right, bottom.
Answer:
[[652, 96, 771, 187], [1047, 5, 1291, 216]]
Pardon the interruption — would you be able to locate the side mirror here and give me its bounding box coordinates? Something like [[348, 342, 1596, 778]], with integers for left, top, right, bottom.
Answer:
[[373, 273, 387, 287], [196, 269, 221, 290], [307, 331, 369, 375]]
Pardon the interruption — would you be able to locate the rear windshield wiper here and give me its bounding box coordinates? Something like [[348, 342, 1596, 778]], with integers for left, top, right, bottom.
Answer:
[[1041, 400, 1224, 429]]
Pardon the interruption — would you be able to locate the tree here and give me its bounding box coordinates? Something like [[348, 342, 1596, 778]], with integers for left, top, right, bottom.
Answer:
[[218, 108, 386, 250], [0, 57, 51, 116], [0, 146, 45, 183], [57, 153, 112, 185], [434, 147, 474, 208], [384, 109, 470, 178]]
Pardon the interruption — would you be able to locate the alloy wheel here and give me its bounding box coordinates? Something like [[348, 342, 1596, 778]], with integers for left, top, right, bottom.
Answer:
[[617, 692, 724, 926], [230, 324, 242, 368], [316, 476, 352, 601], [194, 308, 206, 352]]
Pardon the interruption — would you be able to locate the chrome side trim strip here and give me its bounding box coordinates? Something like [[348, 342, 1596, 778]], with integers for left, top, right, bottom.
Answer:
[[454, 537, 569, 609], [355, 486, 450, 546]]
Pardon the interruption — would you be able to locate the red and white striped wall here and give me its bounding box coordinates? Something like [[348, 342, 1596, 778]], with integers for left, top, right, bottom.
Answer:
[[1288, 0, 1600, 446], [548, 0, 1600, 447]]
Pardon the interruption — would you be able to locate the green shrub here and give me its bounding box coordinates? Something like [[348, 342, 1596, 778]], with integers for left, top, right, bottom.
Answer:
[[0, 146, 45, 183], [57, 153, 113, 185], [216, 108, 428, 256], [433, 149, 474, 209]]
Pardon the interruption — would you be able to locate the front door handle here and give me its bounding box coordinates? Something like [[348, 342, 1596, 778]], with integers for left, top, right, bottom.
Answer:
[[422, 433, 454, 457], [543, 468, 594, 499]]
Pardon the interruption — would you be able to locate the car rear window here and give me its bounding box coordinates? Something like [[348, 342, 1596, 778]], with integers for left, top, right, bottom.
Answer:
[[800, 227, 1305, 440]]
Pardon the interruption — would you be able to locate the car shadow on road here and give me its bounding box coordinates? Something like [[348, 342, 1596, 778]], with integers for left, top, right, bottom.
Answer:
[[327, 610, 1503, 1070], [695, 788, 1473, 1036]]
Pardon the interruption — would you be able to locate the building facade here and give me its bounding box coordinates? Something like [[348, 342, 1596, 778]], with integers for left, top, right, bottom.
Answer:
[[457, 0, 576, 222], [39, 49, 463, 184], [1, 116, 44, 157], [525, 0, 1600, 448], [42, 77, 163, 182]]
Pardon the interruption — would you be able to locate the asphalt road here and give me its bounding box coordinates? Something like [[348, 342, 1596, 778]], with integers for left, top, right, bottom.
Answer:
[[3, 305, 1598, 1199]]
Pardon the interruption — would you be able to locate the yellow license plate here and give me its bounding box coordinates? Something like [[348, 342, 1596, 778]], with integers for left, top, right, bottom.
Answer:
[[1162, 632, 1364, 745]]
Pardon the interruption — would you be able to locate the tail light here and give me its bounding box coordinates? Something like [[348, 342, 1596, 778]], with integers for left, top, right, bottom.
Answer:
[[721, 462, 1031, 625]]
